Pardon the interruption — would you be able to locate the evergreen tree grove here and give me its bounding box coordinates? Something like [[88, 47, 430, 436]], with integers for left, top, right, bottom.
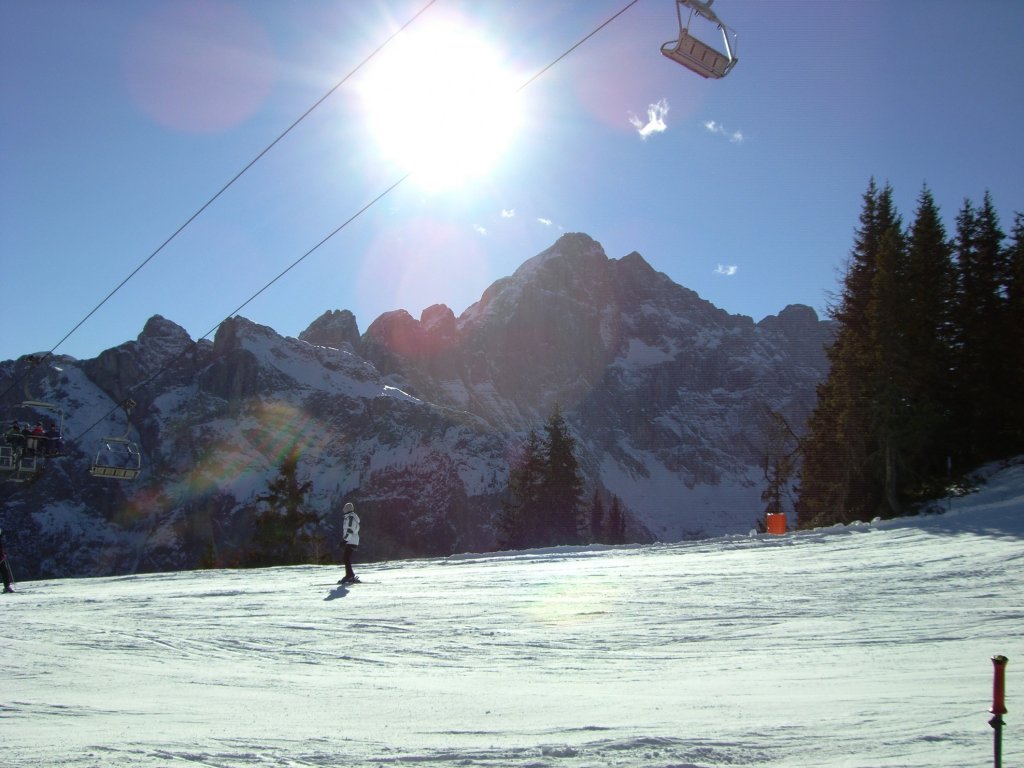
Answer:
[[498, 406, 584, 549], [797, 181, 1021, 528]]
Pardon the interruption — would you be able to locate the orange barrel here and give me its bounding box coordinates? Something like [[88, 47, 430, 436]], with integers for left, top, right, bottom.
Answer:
[[766, 512, 787, 535]]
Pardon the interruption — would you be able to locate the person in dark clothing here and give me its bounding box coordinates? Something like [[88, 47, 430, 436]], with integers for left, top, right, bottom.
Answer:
[[45, 422, 63, 456], [339, 502, 361, 584], [5, 422, 25, 450], [1, 528, 15, 593]]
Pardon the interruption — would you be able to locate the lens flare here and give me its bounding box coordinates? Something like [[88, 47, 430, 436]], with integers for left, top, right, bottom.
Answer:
[[177, 401, 335, 502], [123, 0, 275, 134]]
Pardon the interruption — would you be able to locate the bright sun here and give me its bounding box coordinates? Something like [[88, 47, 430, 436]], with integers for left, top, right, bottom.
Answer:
[[358, 21, 524, 191]]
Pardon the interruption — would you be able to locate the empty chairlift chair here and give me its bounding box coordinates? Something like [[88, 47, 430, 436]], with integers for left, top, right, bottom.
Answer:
[[661, 0, 738, 79], [89, 438, 141, 480], [89, 398, 142, 481]]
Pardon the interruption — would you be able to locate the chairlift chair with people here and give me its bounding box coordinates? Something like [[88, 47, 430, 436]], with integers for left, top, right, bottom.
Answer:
[[1, 399, 65, 482], [21, 399, 65, 457], [661, 0, 738, 79], [89, 398, 142, 481]]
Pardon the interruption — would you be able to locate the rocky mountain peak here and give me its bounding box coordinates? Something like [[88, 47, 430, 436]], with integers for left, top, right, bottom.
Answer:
[[757, 304, 835, 361], [362, 306, 462, 368], [139, 315, 192, 348], [758, 303, 820, 331], [364, 309, 418, 349], [299, 309, 361, 350], [512, 233, 609, 293], [81, 316, 195, 403], [211, 316, 280, 353], [420, 304, 457, 335]]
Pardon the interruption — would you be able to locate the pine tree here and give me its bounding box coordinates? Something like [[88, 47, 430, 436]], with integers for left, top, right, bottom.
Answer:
[[497, 430, 544, 549], [900, 186, 957, 489], [249, 447, 316, 566], [950, 199, 979, 465], [952, 194, 1008, 462], [867, 225, 912, 516], [1004, 213, 1024, 452], [542, 405, 583, 545], [797, 180, 902, 527], [977, 193, 1015, 457]]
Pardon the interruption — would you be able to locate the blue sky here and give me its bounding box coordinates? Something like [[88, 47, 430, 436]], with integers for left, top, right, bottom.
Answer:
[[2, 0, 1022, 363]]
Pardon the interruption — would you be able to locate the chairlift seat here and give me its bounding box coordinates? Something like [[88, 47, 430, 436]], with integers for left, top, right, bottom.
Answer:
[[661, 31, 735, 79], [89, 464, 141, 481]]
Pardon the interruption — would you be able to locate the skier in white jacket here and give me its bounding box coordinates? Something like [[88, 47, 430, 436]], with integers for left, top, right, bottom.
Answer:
[[340, 502, 361, 584]]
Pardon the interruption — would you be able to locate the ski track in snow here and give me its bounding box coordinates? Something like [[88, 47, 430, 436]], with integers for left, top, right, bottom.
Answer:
[[3, 462, 1023, 767]]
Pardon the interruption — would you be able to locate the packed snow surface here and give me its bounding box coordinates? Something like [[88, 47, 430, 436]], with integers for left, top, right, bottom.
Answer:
[[3, 462, 1023, 767]]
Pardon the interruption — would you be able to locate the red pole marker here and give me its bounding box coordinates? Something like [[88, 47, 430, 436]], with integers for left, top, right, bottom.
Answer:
[[989, 655, 1008, 768], [991, 655, 1008, 715]]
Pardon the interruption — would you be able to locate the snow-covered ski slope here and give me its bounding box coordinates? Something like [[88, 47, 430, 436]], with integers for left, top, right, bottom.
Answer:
[[4, 461, 1022, 767]]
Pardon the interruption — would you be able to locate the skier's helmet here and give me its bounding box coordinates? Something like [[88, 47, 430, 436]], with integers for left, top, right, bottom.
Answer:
[[343, 502, 354, 512]]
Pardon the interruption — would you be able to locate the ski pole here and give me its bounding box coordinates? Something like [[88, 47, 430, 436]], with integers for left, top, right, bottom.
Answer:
[[990, 655, 1008, 768]]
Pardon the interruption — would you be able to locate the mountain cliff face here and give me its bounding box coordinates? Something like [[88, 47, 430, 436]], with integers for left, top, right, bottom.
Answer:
[[0, 234, 832, 578]]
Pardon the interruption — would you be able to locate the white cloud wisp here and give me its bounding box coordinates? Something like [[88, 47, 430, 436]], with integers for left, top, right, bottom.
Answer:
[[629, 98, 669, 139], [703, 120, 743, 143]]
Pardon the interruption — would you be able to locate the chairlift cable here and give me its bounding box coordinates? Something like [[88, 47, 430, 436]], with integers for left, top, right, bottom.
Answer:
[[514, 0, 640, 94]]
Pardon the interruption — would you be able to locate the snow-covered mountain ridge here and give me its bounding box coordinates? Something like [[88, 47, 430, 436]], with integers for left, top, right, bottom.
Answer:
[[1, 234, 833, 578]]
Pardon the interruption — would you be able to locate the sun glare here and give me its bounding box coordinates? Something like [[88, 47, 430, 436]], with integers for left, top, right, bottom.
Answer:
[[358, 21, 523, 191]]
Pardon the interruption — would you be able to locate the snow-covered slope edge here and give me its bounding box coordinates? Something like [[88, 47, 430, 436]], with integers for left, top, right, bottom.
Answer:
[[3, 459, 1021, 768]]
